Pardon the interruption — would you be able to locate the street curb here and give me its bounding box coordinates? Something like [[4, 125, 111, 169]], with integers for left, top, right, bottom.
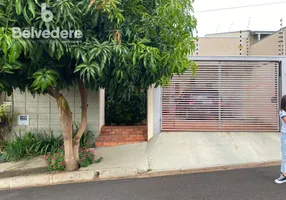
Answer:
[[0, 161, 281, 190], [93, 161, 281, 182], [0, 171, 98, 190], [94, 168, 138, 179], [136, 161, 281, 179]]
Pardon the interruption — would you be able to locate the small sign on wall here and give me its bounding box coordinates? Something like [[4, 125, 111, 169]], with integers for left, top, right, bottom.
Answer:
[[18, 115, 29, 126]]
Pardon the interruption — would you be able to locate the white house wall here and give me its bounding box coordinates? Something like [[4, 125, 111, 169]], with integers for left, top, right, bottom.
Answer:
[[153, 87, 161, 136]]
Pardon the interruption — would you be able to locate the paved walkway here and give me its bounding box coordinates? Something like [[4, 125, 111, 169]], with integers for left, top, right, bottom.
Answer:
[[0, 158, 47, 179], [83, 132, 282, 175], [0, 132, 282, 182]]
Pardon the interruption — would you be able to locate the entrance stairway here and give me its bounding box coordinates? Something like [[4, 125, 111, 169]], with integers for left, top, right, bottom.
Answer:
[[95, 126, 147, 147]]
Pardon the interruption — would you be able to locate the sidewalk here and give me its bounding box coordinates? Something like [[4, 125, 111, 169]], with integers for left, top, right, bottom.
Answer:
[[0, 132, 282, 189], [0, 157, 48, 179]]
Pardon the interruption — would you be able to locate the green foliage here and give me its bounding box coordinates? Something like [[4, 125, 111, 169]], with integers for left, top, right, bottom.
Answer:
[[2, 131, 63, 161], [0, 153, 6, 163], [2, 132, 37, 161], [1, 125, 95, 162], [0, 104, 11, 127], [0, 140, 6, 151], [0, 140, 7, 163], [79, 149, 96, 168], [0, 0, 197, 99], [31, 69, 59, 92], [73, 122, 96, 148], [0, 0, 197, 167], [36, 131, 64, 155], [44, 148, 66, 171], [105, 90, 146, 125], [44, 148, 99, 171]]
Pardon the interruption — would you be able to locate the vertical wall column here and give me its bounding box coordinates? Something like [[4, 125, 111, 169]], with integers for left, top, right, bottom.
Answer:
[[147, 86, 154, 140], [147, 85, 162, 140], [98, 89, 105, 132]]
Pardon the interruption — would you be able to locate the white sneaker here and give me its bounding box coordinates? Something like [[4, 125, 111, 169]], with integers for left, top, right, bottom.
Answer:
[[275, 174, 286, 184]]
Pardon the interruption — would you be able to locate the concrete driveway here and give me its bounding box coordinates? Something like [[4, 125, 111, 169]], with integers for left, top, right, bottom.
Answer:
[[143, 132, 281, 172]]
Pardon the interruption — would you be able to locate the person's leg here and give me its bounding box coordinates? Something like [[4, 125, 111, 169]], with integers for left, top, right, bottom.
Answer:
[[275, 134, 286, 183], [282, 134, 286, 175]]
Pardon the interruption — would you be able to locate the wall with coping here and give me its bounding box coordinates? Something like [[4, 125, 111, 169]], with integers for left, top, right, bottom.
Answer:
[[11, 87, 101, 138]]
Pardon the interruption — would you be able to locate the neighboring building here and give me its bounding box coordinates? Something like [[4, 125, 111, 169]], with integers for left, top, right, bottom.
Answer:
[[195, 28, 286, 56]]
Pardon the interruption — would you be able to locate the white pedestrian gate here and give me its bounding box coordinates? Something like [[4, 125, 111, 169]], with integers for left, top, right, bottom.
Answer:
[[161, 61, 279, 132]]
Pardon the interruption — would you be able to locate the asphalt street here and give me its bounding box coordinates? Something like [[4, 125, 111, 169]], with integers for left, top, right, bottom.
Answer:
[[0, 166, 285, 200]]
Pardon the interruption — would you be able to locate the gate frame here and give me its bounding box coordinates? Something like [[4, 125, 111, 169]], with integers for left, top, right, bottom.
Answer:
[[147, 56, 286, 140]]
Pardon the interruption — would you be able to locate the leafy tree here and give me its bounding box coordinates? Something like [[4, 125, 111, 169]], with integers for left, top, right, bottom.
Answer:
[[0, 0, 197, 171]]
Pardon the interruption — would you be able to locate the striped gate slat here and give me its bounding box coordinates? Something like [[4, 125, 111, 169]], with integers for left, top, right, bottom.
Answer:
[[161, 61, 279, 132]]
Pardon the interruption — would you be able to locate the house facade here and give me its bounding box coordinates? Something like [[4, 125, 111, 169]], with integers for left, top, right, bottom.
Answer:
[[1, 28, 286, 144], [147, 27, 286, 138], [148, 56, 286, 138]]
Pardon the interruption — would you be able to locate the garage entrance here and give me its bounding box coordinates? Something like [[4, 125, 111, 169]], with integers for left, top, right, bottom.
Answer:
[[161, 61, 280, 132]]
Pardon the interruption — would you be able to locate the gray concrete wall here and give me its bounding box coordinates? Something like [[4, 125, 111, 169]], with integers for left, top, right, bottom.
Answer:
[[11, 87, 100, 137]]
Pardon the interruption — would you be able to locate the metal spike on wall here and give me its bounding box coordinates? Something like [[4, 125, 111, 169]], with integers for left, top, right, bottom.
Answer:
[[196, 29, 199, 55], [279, 18, 284, 56], [246, 18, 251, 56], [246, 37, 249, 56], [282, 19, 285, 56], [247, 17, 251, 30], [239, 30, 242, 55]]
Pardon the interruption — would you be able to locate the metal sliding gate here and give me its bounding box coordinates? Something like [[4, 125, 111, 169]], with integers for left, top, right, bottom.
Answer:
[[161, 61, 279, 132]]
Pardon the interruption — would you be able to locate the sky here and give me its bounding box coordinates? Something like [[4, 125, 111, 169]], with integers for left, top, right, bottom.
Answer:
[[193, 0, 286, 36]]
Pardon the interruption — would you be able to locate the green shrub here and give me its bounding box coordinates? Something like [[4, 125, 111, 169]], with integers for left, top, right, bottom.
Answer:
[[37, 131, 63, 154], [0, 104, 12, 128], [105, 90, 147, 125], [73, 123, 95, 148], [3, 132, 39, 161], [2, 131, 63, 161], [79, 149, 96, 168], [44, 148, 66, 171], [0, 140, 7, 163], [2, 126, 95, 162], [44, 148, 98, 171], [0, 140, 6, 151], [0, 152, 6, 163]]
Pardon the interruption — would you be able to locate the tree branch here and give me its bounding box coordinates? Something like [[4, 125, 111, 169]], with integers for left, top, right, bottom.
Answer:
[[73, 79, 88, 144], [96, 0, 107, 10], [47, 87, 62, 99], [89, 0, 109, 10], [89, 0, 97, 8]]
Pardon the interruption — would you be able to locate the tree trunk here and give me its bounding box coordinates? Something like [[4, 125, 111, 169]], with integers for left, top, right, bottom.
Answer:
[[73, 79, 88, 162], [48, 87, 78, 171]]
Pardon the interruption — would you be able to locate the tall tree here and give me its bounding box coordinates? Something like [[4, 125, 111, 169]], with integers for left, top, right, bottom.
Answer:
[[0, 0, 197, 171]]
